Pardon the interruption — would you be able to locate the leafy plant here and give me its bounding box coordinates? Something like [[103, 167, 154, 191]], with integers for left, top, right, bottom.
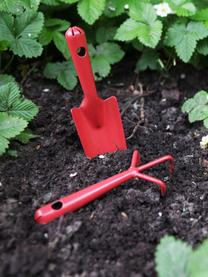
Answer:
[[0, 75, 38, 156], [182, 90, 208, 128], [155, 235, 208, 277]]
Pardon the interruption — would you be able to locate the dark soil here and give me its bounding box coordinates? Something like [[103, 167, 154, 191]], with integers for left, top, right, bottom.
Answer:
[[1, 62, 208, 277]]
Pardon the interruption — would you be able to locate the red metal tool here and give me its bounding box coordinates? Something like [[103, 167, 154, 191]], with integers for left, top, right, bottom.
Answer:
[[65, 26, 127, 158], [35, 150, 174, 224]]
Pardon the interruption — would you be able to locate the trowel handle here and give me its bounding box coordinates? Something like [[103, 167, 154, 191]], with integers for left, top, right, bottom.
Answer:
[[65, 26, 99, 103], [35, 170, 134, 224]]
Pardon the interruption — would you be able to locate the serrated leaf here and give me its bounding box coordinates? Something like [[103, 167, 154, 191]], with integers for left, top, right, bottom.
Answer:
[[176, 34, 196, 62], [57, 70, 77, 90], [167, 0, 196, 17], [0, 82, 20, 111], [136, 50, 160, 71], [9, 99, 39, 121], [115, 18, 142, 41], [191, 8, 208, 21], [155, 235, 192, 277], [0, 136, 9, 155], [15, 130, 38, 144], [189, 106, 208, 122], [137, 20, 162, 48], [39, 18, 70, 58], [77, 0, 106, 25], [188, 239, 208, 277], [96, 42, 124, 64], [44, 61, 77, 90], [0, 0, 40, 13], [129, 2, 157, 24], [95, 26, 117, 43], [41, 0, 61, 5], [182, 90, 208, 123], [115, 2, 162, 48], [11, 38, 43, 58], [165, 21, 208, 62], [104, 0, 136, 18], [0, 113, 27, 139], [6, 149, 18, 157], [53, 32, 70, 59], [0, 1, 22, 14], [0, 11, 44, 58], [0, 74, 15, 86], [181, 98, 196, 113], [197, 39, 208, 55], [203, 118, 208, 128], [91, 55, 111, 79]]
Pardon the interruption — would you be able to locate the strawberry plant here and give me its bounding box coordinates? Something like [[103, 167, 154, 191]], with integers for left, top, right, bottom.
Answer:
[[155, 235, 208, 277], [1, 0, 208, 154], [182, 90, 208, 128], [0, 75, 38, 156]]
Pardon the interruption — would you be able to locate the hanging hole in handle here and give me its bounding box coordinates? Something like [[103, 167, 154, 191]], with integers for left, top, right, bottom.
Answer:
[[51, 201, 63, 210], [77, 47, 86, 57]]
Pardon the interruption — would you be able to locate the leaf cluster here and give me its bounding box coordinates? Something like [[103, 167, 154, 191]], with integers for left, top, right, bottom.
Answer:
[[0, 75, 38, 156], [156, 235, 208, 277], [182, 90, 208, 128]]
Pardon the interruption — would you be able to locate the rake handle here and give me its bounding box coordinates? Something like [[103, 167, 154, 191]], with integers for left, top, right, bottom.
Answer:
[[65, 26, 100, 104], [35, 170, 134, 224]]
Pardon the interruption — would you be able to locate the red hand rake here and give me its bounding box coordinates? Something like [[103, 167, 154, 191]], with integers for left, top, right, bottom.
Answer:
[[35, 150, 174, 224]]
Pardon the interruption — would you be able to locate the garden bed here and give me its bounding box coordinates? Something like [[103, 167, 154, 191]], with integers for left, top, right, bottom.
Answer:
[[0, 62, 208, 277]]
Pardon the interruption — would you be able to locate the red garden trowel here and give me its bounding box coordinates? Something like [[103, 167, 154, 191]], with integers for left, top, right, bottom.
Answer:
[[65, 27, 127, 158], [35, 150, 174, 224]]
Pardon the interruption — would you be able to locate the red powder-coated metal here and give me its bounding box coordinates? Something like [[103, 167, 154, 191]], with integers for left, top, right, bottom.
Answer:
[[35, 150, 174, 224], [65, 26, 127, 158]]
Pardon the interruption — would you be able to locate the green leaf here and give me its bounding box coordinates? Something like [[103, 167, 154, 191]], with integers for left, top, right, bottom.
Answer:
[[91, 55, 111, 79], [104, 0, 133, 17], [12, 38, 43, 58], [44, 61, 77, 90], [0, 113, 27, 155], [6, 148, 18, 157], [203, 118, 208, 128], [129, 2, 156, 24], [115, 18, 142, 41], [197, 38, 208, 55], [182, 90, 208, 123], [77, 0, 106, 25], [39, 18, 70, 58], [192, 8, 208, 21], [0, 0, 40, 13], [95, 26, 117, 43], [41, 0, 61, 5], [167, 0, 196, 17], [9, 99, 39, 122], [0, 136, 9, 156], [15, 130, 38, 144], [136, 50, 160, 71], [0, 74, 15, 86], [96, 42, 124, 64], [165, 21, 208, 62], [0, 11, 44, 58], [115, 3, 162, 48], [188, 239, 208, 277], [0, 81, 38, 121], [155, 235, 192, 277], [0, 82, 21, 111], [89, 42, 124, 80], [53, 32, 70, 59], [0, 113, 27, 139]]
